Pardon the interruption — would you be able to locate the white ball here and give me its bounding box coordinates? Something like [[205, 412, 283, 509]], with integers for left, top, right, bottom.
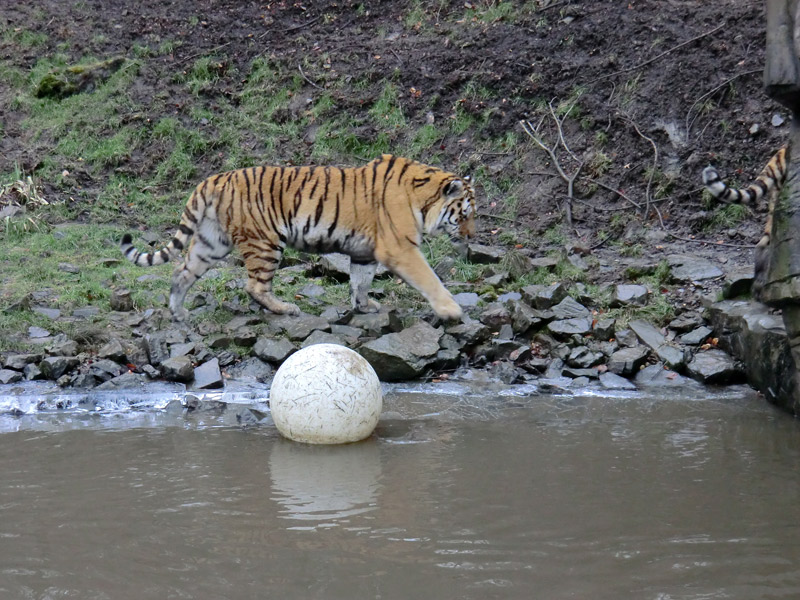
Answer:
[[269, 344, 383, 444]]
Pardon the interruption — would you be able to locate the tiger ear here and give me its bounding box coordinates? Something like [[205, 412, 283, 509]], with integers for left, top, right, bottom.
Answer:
[[443, 179, 465, 198]]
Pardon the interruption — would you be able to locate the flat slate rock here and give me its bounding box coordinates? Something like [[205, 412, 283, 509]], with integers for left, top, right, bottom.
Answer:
[[550, 296, 590, 319], [610, 284, 649, 307], [667, 254, 724, 283], [629, 319, 685, 369], [224, 357, 273, 382], [521, 282, 567, 310], [686, 349, 743, 384], [547, 317, 593, 337], [607, 346, 649, 376], [253, 337, 297, 363], [599, 372, 637, 390], [193, 358, 223, 389], [359, 320, 443, 381]]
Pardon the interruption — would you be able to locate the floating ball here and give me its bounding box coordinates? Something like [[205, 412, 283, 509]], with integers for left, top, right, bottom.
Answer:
[[269, 344, 382, 444]]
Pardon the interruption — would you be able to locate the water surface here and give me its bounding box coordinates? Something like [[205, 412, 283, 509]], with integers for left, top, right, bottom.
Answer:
[[1, 384, 799, 599]]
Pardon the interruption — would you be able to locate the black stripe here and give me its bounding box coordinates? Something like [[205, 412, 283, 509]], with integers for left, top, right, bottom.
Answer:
[[178, 223, 193, 235], [172, 238, 184, 251]]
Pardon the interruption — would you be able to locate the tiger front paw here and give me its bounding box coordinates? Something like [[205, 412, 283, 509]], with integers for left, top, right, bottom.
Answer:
[[433, 298, 463, 321]]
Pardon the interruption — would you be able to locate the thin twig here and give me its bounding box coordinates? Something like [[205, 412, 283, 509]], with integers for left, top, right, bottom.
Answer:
[[623, 115, 658, 219], [297, 64, 323, 89], [519, 102, 584, 228], [177, 41, 232, 65], [582, 177, 642, 210], [282, 15, 322, 34], [591, 23, 725, 83], [651, 203, 754, 249], [685, 68, 761, 136]]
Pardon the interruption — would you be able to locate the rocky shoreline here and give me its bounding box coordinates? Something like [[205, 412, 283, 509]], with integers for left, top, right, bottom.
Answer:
[[0, 243, 772, 406]]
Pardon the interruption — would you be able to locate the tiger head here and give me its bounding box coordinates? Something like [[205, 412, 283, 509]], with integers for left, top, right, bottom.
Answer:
[[427, 175, 477, 239]]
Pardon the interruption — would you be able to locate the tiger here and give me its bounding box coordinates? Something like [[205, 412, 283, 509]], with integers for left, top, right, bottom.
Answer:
[[121, 154, 476, 322], [702, 146, 788, 297]]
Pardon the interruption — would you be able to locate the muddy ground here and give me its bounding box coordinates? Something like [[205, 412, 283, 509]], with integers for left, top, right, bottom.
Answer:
[[0, 1, 786, 335]]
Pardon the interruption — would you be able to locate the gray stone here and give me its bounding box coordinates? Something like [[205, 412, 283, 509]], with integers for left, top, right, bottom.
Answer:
[[47, 334, 78, 357], [686, 349, 744, 384], [23, 363, 44, 380], [96, 372, 150, 389], [40, 356, 80, 380], [610, 285, 649, 307], [253, 337, 297, 363], [547, 317, 593, 338], [359, 320, 443, 381], [28, 326, 51, 339], [433, 256, 456, 280], [71, 373, 98, 389], [271, 313, 331, 341], [634, 364, 692, 387], [98, 338, 126, 362], [170, 342, 196, 358], [467, 243, 504, 263], [225, 357, 273, 382], [58, 262, 80, 274], [215, 350, 238, 368], [563, 366, 600, 379], [551, 296, 590, 319], [497, 291, 522, 303], [667, 254, 724, 283], [490, 338, 527, 361], [615, 328, 639, 348], [607, 346, 649, 376], [0, 369, 23, 384], [206, 334, 232, 349], [110, 288, 134, 312], [484, 272, 510, 287], [330, 323, 364, 341], [510, 302, 546, 335], [567, 346, 604, 369], [72, 306, 100, 319], [232, 328, 258, 347], [529, 256, 559, 270], [521, 283, 567, 310], [89, 359, 126, 382], [193, 358, 223, 389], [3, 353, 43, 370], [479, 304, 512, 330], [446, 318, 490, 345], [544, 357, 564, 379], [161, 356, 194, 382], [31, 306, 61, 319], [297, 283, 326, 299], [225, 315, 264, 331], [319, 306, 353, 324], [301, 330, 347, 348], [593, 318, 616, 341], [599, 372, 637, 390], [722, 270, 754, 300], [143, 333, 169, 366], [679, 326, 714, 346], [141, 364, 160, 379], [668, 312, 705, 333], [349, 310, 401, 335], [629, 319, 686, 370], [453, 292, 480, 308], [489, 361, 522, 384]]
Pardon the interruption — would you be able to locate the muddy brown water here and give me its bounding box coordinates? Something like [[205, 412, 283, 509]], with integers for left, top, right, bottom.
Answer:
[[1, 383, 800, 599]]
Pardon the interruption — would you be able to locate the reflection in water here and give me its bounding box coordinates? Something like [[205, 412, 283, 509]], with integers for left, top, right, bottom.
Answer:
[[269, 439, 382, 522]]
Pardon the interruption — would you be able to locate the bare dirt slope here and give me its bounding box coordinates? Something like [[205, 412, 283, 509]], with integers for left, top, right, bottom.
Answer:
[[0, 0, 785, 283]]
